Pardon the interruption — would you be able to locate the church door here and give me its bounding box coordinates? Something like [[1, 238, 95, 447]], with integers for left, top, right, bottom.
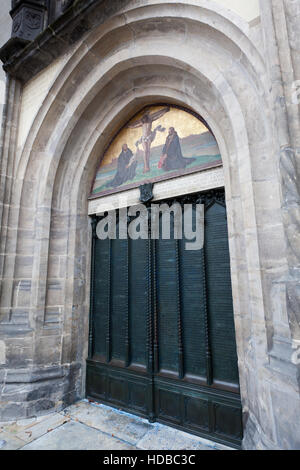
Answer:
[[86, 188, 243, 448]]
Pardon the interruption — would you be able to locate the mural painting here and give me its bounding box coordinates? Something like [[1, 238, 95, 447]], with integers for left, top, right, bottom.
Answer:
[[90, 105, 222, 198]]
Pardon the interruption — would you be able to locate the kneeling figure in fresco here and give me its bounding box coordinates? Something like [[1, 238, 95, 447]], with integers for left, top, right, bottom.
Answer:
[[159, 127, 195, 171], [106, 144, 137, 188]]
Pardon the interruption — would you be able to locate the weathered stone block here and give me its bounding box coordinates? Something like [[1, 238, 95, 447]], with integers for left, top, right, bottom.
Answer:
[[35, 335, 62, 366], [1, 403, 27, 421], [0, 340, 6, 365], [5, 338, 33, 369], [26, 399, 56, 417], [271, 388, 300, 449]]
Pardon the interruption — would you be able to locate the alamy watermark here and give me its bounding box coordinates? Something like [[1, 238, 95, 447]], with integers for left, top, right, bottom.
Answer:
[[96, 203, 204, 251]]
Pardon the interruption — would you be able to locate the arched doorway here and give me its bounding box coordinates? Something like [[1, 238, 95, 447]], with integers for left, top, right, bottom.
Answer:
[[86, 105, 242, 448], [7, 1, 277, 448]]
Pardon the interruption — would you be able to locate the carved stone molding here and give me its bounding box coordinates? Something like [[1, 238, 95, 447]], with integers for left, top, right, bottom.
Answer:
[[11, 0, 46, 9]]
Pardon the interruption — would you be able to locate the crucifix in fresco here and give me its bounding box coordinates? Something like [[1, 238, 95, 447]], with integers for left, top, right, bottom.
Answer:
[[127, 106, 171, 173], [91, 105, 222, 199]]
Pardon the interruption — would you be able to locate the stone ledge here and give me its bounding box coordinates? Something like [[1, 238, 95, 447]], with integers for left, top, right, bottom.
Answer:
[[4, 362, 81, 383]]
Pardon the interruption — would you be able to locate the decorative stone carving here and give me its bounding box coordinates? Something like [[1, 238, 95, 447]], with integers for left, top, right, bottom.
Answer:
[[10, 2, 46, 42], [139, 183, 154, 203], [0, 0, 131, 82], [11, 0, 46, 7]]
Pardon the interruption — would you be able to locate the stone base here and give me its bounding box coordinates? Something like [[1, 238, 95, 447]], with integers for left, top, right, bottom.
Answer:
[[0, 363, 82, 421]]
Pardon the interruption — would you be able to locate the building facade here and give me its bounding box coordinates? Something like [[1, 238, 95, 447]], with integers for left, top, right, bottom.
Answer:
[[0, 0, 299, 450]]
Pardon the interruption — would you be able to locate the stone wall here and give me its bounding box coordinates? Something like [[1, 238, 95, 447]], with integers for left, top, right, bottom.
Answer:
[[0, 0, 299, 449], [215, 0, 260, 23]]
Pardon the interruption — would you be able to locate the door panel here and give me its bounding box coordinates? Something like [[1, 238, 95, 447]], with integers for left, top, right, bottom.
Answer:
[[178, 236, 207, 379], [92, 238, 110, 359], [205, 201, 240, 386], [128, 238, 148, 368], [156, 237, 180, 375], [110, 238, 128, 362], [87, 189, 243, 448]]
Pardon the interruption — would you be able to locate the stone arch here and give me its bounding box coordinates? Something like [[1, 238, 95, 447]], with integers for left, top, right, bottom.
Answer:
[[5, 1, 285, 448]]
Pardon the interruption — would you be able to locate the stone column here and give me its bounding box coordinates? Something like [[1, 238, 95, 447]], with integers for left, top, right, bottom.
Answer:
[[257, 0, 300, 449], [277, 0, 300, 351], [261, 0, 300, 353]]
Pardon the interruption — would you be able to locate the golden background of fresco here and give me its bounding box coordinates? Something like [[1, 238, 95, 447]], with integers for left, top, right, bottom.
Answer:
[[100, 106, 208, 167]]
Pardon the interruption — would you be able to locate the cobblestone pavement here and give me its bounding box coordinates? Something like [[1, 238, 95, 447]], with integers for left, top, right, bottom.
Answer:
[[0, 400, 232, 450]]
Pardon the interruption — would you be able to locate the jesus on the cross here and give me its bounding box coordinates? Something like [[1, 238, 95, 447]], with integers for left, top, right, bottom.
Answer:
[[127, 106, 170, 173]]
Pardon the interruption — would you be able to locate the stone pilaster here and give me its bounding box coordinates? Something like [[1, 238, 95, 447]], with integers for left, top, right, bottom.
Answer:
[[252, 0, 300, 449], [261, 0, 300, 351]]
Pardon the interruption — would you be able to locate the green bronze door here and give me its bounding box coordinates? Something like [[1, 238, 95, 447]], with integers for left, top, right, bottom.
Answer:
[[86, 189, 243, 448]]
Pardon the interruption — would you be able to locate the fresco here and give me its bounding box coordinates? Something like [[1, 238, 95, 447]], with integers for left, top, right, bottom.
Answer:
[[90, 105, 222, 198]]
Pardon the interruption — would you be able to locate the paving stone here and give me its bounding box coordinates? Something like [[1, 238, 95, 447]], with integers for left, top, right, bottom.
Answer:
[[137, 424, 219, 451], [13, 413, 70, 443], [4, 413, 57, 431], [0, 432, 26, 450], [63, 400, 153, 445], [0, 400, 227, 450], [21, 421, 137, 450], [14, 417, 41, 427]]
